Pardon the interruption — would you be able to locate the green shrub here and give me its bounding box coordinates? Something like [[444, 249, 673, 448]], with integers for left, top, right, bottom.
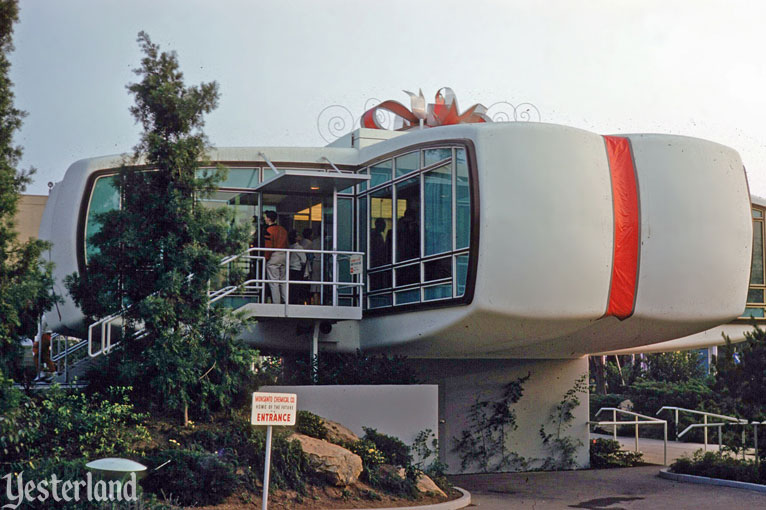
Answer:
[[369, 465, 420, 499], [296, 410, 328, 440], [362, 427, 412, 467], [2, 385, 150, 471], [350, 439, 387, 471], [30, 386, 150, 460], [589, 438, 644, 468], [247, 427, 315, 492], [617, 380, 713, 441], [142, 448, 238, 506], [589, 393, 628, 421], [281, 350, 421, 385], [671, 450, 764, 484]]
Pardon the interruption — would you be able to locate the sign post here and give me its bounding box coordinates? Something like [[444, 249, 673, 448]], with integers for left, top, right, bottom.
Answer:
[[251, 392, 297, 510]]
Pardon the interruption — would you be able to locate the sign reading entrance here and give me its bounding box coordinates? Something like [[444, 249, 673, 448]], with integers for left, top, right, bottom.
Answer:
[[251, 392, 297, 426], [252, 392, 297, 510], [349, 254, 363, 275]]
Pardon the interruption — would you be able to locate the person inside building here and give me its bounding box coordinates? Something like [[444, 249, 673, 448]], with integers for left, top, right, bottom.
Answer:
[[33, 330, 56, 382], [263, 211, 288, 304], [300, 228, 318, 304], [397, 206, 420, 261], [288, 230, 308, 304], [370, 217, 389, 267]]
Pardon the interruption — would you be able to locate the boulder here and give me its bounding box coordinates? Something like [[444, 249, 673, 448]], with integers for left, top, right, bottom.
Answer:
[[618, 399, 634, 411], [378, 465, 447, 498], [290, 433, 363, 486], [415, 473, 447, 498], [320, 417, 359, 445]]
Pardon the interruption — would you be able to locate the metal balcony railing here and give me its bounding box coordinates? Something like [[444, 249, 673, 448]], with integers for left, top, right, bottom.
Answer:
[[87, 246, 364, 358]]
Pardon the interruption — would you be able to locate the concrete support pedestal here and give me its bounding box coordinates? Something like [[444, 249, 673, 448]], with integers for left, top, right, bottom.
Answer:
[[415, 357, 590, 474]]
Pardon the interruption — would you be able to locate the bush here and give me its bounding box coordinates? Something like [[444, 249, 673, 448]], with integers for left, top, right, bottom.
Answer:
[[296, 410, 328, 440], [1, 385, 150, 471], [180, 415, 313, 493], [589, 393, 628, 421], [280, 350, 421, 385], [362, 427, 412, 467], [589, 438, 644, 468], [142, 449, 238, 506], [350, 439, 387, 471], [30, 386, 150, 460], [671, 450, 765, 484], [617, 380, 713, 441], [248, 428, 315, 491]]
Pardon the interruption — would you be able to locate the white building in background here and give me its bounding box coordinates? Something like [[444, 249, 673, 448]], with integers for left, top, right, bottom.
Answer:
[[32, 114, 756, 471]]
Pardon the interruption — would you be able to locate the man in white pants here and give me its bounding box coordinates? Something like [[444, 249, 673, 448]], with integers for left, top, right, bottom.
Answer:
[[263, 211, 288, 304]]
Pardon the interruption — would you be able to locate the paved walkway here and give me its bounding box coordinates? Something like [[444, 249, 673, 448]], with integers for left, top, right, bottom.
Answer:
[[591, 432, 722, 465], [451, 466, 765, 509], [448, 435, 762, 509]]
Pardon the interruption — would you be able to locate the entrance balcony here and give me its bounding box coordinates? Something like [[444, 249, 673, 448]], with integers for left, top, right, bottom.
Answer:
[[210, 247, 364, 321]]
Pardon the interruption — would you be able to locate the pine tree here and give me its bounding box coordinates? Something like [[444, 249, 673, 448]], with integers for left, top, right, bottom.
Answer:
[[67, 32, 255, 422], [0, 0, 57, 377]]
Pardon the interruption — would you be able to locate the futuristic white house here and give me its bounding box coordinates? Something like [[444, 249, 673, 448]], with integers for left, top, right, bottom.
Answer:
[[37, 91, 754, 471]]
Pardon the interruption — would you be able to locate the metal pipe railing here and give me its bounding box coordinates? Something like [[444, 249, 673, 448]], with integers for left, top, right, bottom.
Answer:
[[657, 406, 747, 452], [88, 247, 364, 358], [215, 247, 364, 307], [592, 407, 669, 465]]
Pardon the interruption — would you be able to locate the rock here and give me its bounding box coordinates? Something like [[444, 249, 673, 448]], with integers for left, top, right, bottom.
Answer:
[[380, 464, 406, 479], [290, 433, 363, 486], [378, 465, 447, 498], [618, 399, 634, 411], [320, 417, 359, 445], [415, 473, 447, 498]]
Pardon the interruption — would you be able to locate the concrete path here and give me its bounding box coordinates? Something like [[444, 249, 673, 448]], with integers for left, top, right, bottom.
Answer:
[[590, 433, 722, 465], [450, 465, 766, 509]]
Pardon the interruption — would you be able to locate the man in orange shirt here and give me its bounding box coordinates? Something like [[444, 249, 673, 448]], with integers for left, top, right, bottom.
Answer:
[[263, 211, 288, 304], [33, 331, 56, 381]]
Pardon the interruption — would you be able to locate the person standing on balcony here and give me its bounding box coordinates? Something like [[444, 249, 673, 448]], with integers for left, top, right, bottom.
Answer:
[[263, 211, 288, 304], [300, 228, 320, 305], [33, 331, 56, 382], [288, 230, 308, 304]]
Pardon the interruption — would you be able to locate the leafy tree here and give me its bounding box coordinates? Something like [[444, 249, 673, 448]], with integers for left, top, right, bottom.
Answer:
[[712, 327, 766, 420], [0, 0, 57, 377], [640, 351, 706, 383], [66, 32, 255, 423]]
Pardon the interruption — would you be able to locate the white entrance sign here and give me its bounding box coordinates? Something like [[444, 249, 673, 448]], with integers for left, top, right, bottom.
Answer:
[[252, 392, 297, 510], [251, 392, 297, 426], [349, 254, 363, 275]]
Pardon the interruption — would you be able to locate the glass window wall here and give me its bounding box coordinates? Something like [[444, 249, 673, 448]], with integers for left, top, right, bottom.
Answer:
[[424, 163, 452, 256], [359, 144, 472, 311], [85, 175, 120, 261], [743, 206, 766, 319]]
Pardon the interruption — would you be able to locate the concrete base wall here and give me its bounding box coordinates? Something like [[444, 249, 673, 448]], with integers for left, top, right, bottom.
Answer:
[[415, 357, 590, 474], [261, 384, 438, 449]]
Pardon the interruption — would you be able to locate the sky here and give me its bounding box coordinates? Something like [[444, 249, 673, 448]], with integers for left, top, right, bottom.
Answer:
[[9, 0, 766, 197]]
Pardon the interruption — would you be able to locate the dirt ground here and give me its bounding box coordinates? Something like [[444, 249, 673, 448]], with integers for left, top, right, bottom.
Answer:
[[197, 483, 462, 510]]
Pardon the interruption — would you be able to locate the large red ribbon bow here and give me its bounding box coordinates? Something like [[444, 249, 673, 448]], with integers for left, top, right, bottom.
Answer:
[[362, 88, 490, 130]]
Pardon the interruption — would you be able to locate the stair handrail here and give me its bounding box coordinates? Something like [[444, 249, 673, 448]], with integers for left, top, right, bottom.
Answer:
[[591, 407, 668, 465], [657, 406, 749, 452]]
